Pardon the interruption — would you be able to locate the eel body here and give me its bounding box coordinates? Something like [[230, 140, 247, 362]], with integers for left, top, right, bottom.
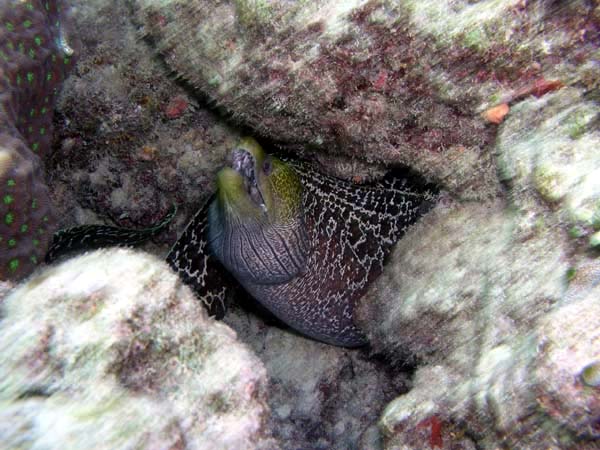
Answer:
[[47, 138, 434, 347]]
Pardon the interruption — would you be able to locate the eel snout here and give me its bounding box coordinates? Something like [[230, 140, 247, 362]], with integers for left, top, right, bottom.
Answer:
[[231, 148, 265, 210]]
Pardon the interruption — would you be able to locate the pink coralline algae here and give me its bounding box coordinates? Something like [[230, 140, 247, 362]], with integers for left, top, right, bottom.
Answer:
[[0, 0, 75, 280], [164, 95, 189, 119]]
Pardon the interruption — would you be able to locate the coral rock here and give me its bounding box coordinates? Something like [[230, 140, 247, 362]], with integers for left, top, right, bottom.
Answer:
[[364, 200, 592, 448], [358, 84, 600, 449], [0, 248, 277, 450], [49, 0, 240, 241], [496, 88, 600, 247], [225, 308, 409, 449], [536, 286, 600, 441], [132, 0, 598, 198]]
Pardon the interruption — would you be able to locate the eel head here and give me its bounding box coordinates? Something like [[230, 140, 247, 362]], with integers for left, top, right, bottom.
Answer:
[[208, 138, 309, 285]]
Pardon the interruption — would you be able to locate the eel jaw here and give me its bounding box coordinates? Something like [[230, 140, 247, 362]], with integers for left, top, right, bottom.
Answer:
[[231, 148, 267, 212]]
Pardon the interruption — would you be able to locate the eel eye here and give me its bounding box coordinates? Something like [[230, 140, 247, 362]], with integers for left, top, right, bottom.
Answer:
[[263, 157, 273, 175]]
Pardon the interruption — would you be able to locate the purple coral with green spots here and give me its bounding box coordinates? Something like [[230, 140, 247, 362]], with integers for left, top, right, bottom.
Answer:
[[0, 0, 75, 280]]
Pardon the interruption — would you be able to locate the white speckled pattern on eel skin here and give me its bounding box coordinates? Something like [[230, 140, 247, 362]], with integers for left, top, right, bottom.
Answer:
[[47, 137, 435, 346]]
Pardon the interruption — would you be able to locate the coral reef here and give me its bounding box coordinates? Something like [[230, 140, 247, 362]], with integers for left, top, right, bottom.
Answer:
[[45, 1, 408, 447], [132, 0, 598, 199], [356, 87, 600, 449], [0, 248, 276, 449], [16, 0, 598, 448], [496, 88, 600, 250], [374, 271, 600, 449], [359, 200, 567, 448], [0, 0, 76, 280], [49, 0, 239, 240]]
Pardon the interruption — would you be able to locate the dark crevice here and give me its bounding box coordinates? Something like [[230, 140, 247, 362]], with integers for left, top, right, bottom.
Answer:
[[16, 386, 53, 400]]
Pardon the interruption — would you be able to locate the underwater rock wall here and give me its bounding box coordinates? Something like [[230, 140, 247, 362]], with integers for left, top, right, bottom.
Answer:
[[18, 1, 407, 448], [49, 0, 239, 240], [132, 0, 598, 200], [120, 1, 596, 447], [357, 88, 600, 448]]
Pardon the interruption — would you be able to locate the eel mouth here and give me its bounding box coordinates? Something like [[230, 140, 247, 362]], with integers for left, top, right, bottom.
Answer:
[[231, 148, 267, 210]]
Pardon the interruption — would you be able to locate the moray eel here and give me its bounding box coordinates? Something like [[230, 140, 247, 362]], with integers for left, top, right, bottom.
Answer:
[[47, 138, 434, 347]]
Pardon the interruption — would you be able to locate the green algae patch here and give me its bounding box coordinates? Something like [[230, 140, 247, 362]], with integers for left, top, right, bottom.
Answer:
[[581, 361, 600, 388]]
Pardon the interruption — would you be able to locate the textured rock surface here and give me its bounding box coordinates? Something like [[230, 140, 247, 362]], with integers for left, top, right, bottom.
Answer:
[[132, 0, 599, 198], [536, 280, 600, 442], [357, 88, 600, 449], [497, 88, 600, 250], [0, 248, 276, 450], [49, 0, 238, 241], [45, 2, 413, 448], [359, 199, 568, 365], [35, 0, 600, 448], [225, 306, 410, 449], [373, 275, 600, 450], [0, 0, 76, 280], [359, 200, 567, 448]]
